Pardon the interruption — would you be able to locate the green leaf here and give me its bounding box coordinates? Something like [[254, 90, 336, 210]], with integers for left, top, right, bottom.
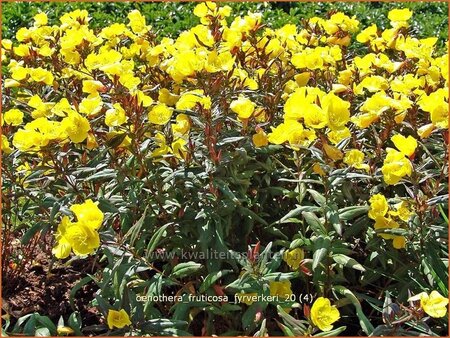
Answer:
[[276, 305, 307, 335], [146, 222, 171, 259], [68, 312, 83, 336], [326, 205, 342, 236], [307, 189, 326, 206], [332, 285, 374, 335], [34, 327, 51, 336], [239, 206, 268, 226], [23, 315, 36, 336], [200, 270, 233, 293], [332, 254, 365, 271], [86, 169, 117, 182], [35, 315, 57, 336], [313, 326, 347, 336], [170, 262, 202, 278], [273, 205, 320, 226], [303, 211, 326, 236], [276, 321, 296, 336], [21, 223, 43, 245], [140, 319, 188, 332], [242, 302, 267, 331], [312, 236, 331, 271], [106, 132, 127, 148], [339, 206, 369, 221], [253, 318, 268, 337], [69, 276, 93, 311], [123, 207, 148, 247]]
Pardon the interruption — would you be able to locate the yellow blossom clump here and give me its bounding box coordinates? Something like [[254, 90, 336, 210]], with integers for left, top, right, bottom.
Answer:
[[52, 199, 104, 259], [381, 148, 412, 185]]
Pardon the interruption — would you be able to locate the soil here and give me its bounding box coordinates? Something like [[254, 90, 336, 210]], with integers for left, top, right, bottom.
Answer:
[[2, 244, 102, 334]]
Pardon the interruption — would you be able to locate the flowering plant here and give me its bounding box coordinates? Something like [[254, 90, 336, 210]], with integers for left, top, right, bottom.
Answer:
[[2, 2, 448, 336]]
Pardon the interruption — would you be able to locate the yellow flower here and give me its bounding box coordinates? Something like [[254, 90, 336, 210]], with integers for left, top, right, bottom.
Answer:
[[312, 162, 326, 176], [105, 103, 128, 127], [33, 12, 48, 27], [57, 326, 74, 336], [356, 24, 378, 44], [79, 94, 103, 116], [417, 291, 449, 318], [135, 90, 154, 107], [11, 66, 28, 81], [4, 79, 21, 88], [205, 50, 235, 72], [354, 76, 389, 95], [2, 135, 13, 154], [61, 111, 91, 143], [119, 72, 140, 91], [343, 149, 369, 171], [29, 67, 54, 85], [391, 134, 417, 157], [327, 127, 351, 145], [417, 124, 435, 139], [172, 114, 191, 136], [381, 148, 412, 185], [252, 129, 268, 148], [322, 93, 350, 131], [310, 297, 340, 332], [127, 10, 148, 35], [269, 280, 293, 299], [389, 201, 412, 222], [418, 89, 448, 129], [152, 133, 170, 158], [176, 90, 211, 110], [148, 103, 173, 125], [193, 2, 216, 18], [82, 80, 105, 95], [158, 89, 179, 107], [107, 309, 132, 329], [283, 248, 304, 270], [368, 194, 388, 220], [388, 8, 412, 22], [304, 104, 327, 129], [323, 144, 343, 161], [2, 39, 12, 50], [65, 222, 100, 256], [351, 112, 379, 129], [230, 96, 256, 120], [3, 109, 24, 126], [374, 216, 399, 240], [52, 215, 100, 258], [171, 138, 188, 160], [70, 199, 104, 230], [392, 236, 406, 249]]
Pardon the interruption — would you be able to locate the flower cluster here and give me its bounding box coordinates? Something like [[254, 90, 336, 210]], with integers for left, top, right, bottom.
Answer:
[[368, 193, 413, 249], [52, 200, 104, 259]]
